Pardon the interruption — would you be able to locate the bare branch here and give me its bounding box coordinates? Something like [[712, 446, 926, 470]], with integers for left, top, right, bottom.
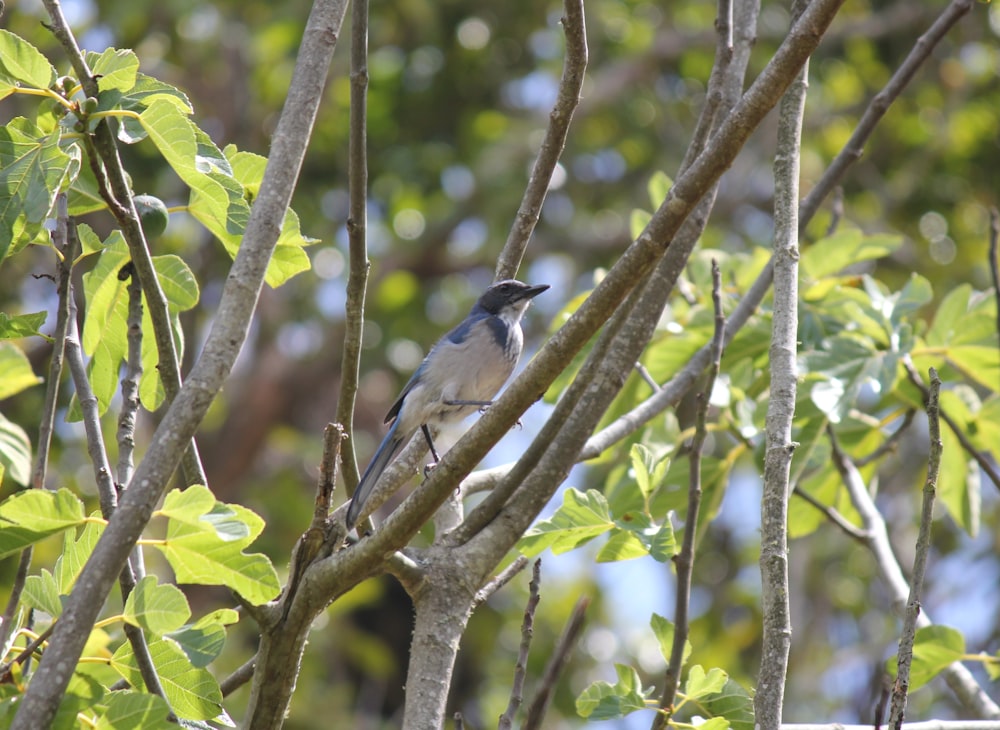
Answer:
[[889, 369, 942, 727], [0, 195, 75, 651], [498, 559, 541, 730], [473, 556, 530, 608], [337, 0, 371, 519], [652, 260, 726, 730], [522, 596, 589, 730], [220, 656, 256, 697], [792, 484, 868, 543], [828, 424, 1000, 718], [799, 0, 973, 227], [756, 3, 808, 721], [495, 0, 587, 280]]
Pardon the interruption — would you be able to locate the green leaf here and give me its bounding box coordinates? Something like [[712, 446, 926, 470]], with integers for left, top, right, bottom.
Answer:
[[153, 486, 280, 605], [0, 311, 48, 339], [0, 412, 32, 486], [888, 625, 965, 690], [596, 529, 649, 562], [518, 488, 613, 557], [651, 614, 692, 667], [22, 568, 63, 616], [801, 229, 903, 280], [168, 608, 238, 668], [699, 679, 755, 730], [96, 691, 175, 730], [575, 663, 651, 720], [0, 487, 86, 558], [87, 49, 140, 94], [123, 575, 192, 636], [111, 638, 222, 721], [55, 519, 103, 594], [0, 342, 43, 400], [630, 443, 668, 502], [0, 126, 79, 259], [803, 335, 897, 424], [684, 665, 728, 699], [0, 30, 58, 89], [918, 286, 1000, 392]]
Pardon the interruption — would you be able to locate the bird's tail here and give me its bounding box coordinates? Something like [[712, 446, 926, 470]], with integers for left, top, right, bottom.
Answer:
[[346, 419, 406, 529]]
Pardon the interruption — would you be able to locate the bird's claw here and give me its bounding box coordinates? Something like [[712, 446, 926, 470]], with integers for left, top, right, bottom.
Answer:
[[423, 461, 439, 478]]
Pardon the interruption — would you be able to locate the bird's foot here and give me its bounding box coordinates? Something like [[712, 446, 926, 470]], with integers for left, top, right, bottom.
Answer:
[[423, 461, 439, 478]]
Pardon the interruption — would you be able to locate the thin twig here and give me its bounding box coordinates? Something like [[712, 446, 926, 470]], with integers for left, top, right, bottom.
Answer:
[[792, 485, 868, 543], [282, 424, 346, 621], [337, 0, 370, 519], [0, 624, 55, 682], [888, 369, 942, 728], [799, 0, 973, 227], [498, 560, 542, 730], [828, 424, 1000, 717], [0, 195, 75, 651], [652, 261, 726, 729], [633, 362, 662, 393], [64, 285, 119, 520], [117, 263, 146, 580], [582, 0, 976, 464], [856, 409, 916, 467], [902, 356, 1000, 493], [116, 263, 143, 492], [495, 0, 587, 279], [473, 556, 530, 608], [220, 656, 257, 697], [522, 596, 589, 730]]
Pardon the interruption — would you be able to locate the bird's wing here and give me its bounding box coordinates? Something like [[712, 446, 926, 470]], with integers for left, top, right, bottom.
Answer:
[[383, 311, 494, 423]]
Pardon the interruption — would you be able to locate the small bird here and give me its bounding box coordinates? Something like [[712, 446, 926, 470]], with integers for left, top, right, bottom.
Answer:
[[346, 279, 549, 530]]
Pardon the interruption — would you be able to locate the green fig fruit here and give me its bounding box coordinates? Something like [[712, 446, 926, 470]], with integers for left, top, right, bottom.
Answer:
[[132, 194, 169, 238]]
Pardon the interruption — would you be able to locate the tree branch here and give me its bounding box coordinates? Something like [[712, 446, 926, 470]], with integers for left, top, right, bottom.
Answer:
[[888, 369, 942, 728], [756, 4, 808, 722], [337, 0, 370, 520], [498, 559, 541, 730], [522, 596, 589, 730], [652, 260, 726, 730], [495, 0, 587, 280], [828, 427, 1000, 718]]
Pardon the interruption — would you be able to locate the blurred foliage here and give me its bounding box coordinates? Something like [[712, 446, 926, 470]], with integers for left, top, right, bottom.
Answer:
[[2, 0, 1000, 726]]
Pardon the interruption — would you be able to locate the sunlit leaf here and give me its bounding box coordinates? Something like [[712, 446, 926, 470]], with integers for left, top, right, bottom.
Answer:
[[0, 488, 86, 558]]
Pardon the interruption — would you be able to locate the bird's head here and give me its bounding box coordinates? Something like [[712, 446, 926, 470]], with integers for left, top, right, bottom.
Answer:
[[477, 279, 549, 320]]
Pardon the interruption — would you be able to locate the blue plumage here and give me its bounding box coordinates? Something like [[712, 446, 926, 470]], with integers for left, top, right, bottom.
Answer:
[[346, 279, 548, 529]]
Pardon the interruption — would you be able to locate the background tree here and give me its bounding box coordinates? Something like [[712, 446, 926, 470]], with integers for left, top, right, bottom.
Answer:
[[0, 0, 998, 727]]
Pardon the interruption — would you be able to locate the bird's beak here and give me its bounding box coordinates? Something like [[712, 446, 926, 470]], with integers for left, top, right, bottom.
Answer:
[[520, 284, 550, 301]]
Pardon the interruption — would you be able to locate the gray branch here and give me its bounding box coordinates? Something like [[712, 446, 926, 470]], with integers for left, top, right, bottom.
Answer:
[[756, 0, 808, 723]]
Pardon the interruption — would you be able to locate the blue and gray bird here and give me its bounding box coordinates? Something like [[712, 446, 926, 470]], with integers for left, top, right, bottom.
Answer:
[[345, 279, 549, 529]]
